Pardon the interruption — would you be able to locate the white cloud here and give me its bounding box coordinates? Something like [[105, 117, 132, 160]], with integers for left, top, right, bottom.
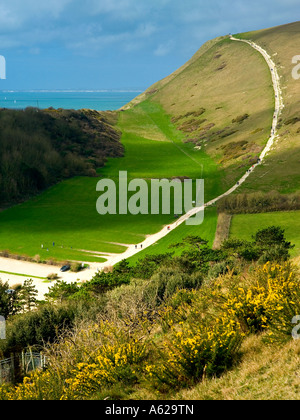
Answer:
[[0, 0, 72, 27], [154, 41, 174, 57], [67, 22, 158, 55], [0, 0, 299, 60], [0, 4, 22, 31]]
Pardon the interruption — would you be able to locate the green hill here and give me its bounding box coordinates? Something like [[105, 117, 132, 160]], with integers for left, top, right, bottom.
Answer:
[[0, 21, 299, 264], [233, 21, 300, 193], [123, 35, 274, 191], [121, 21, 300, 259], [126, 21, 300, 195]]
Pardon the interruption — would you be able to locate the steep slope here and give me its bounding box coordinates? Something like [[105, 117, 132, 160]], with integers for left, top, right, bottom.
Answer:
[[125, 21, 300, 196], [233, 21, 300, 193], [124, 34, 275, 191]]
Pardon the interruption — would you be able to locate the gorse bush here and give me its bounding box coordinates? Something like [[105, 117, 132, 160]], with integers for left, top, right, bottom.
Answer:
[[145, 315, 243, 391], [2, 320, 150, 400], [143, 265, 203, 306], [256, 262, 300, 342], [216, 261, 300, 342], [1, 230, 299, 400], [62, 339, 147, 399]]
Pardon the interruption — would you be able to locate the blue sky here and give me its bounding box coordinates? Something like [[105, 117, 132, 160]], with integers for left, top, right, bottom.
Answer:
[[0, 0, 298, 90]]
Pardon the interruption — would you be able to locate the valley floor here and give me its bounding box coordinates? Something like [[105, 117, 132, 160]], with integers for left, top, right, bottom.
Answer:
[[0, 34, 290, 301]]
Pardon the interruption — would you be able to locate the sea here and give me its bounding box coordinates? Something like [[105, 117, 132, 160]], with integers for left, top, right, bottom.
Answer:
[[0, 90, 142, 111]]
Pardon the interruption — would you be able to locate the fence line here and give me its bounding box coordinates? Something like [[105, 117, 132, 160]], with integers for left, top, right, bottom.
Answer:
[[0, 350, 47, 385]]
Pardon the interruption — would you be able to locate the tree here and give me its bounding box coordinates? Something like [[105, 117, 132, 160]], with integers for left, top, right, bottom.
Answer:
[[0, 280, 13, 319], [170, 236, 209, 251], [18, 279, 38, 312], [222, 226, 294, 264], [45, 280, 80, 303], [0, 280, 21, 318], [170, 236, 224, 274], [253, 226, 293, 250], [221, 238, 260, 261], [253, 226, 294, 262]]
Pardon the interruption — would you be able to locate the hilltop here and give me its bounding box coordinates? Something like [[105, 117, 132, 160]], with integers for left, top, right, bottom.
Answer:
[[124, 21, 300, 195]]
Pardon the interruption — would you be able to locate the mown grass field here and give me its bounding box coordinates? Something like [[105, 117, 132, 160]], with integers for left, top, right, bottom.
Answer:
[[230, 210, 300, 257], [127, 207, 218, 265], [0, 100, 222, 263]]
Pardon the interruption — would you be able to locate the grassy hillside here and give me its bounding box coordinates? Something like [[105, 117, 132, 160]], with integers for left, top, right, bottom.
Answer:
[[125, 21, 300, 259], [232, 21, 300, 193], [127, 21, 300, 195], [125, 36, 274, 191], [1, 20, 300, 402], [175, 333, 300, 400]]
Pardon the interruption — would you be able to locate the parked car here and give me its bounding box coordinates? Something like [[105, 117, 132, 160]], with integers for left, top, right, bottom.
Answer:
[[60, 264, 70, 272]]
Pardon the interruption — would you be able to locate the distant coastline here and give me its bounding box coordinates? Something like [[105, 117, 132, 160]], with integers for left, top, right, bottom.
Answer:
[[0, 90, 143, 111], [0, 89, 144, 93]]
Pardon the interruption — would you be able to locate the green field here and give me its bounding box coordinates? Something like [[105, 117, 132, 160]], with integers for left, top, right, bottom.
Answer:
[[230, 210, 300, 257], [0, 101, 222, 263], [127, 207, 218, 265], [1, 20, 294, 265], [0, 271, 46, 280]]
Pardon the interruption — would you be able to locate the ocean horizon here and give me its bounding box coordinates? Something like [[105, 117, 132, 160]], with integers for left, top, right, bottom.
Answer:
[[0, 90, 143, 111]]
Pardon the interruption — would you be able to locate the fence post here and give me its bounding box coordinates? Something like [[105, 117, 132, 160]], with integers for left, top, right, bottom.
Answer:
[[40, 352, 44, 369], [10, 354, 15, 383], [21, 351, 24, 374], [29, 348, 35, 371]]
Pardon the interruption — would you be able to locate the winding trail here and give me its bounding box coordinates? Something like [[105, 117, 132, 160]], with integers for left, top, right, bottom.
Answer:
[[98, 36, 284, 268], [1, 36, 284, 297]]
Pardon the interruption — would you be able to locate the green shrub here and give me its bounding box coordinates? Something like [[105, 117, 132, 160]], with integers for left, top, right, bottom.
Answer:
[[70, 262, 82, 273], [143, 266, 202, 306]]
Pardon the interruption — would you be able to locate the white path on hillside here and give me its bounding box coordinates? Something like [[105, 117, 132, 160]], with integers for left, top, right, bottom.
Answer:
[[98, 36, 284, 267], [1, 36, 284, 297]]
